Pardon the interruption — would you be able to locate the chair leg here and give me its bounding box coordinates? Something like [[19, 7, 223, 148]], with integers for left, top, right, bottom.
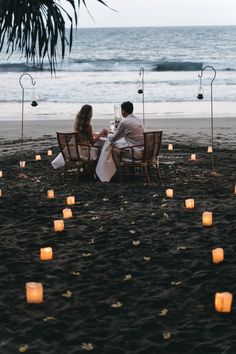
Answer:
[[120, 165, 124, 183], [143, 165, 151, 184]]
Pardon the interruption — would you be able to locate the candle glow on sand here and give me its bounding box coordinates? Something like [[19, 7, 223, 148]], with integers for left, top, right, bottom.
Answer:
[[168, 144, 173, 151], [20, 161, 26, 168], [63, 208, 73, 219], [40, 247, 53, 261], [190, 153, 197, 160], [26, 282, 43, 304], [202, 211, 213, 226], [35, 155, 41, 160], [166, 189, 173, 198], [47, 190, 54, 199], [207, 146, 213, 153], [215, 292, 233, 313], [67, 196, 75, 205], [212, 248, 224, 264], [54, 220, 64, 232], [185, 199, 195, 209]]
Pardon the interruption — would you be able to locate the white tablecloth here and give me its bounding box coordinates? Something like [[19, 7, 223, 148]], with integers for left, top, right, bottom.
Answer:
[[95, 140, 116, 182]]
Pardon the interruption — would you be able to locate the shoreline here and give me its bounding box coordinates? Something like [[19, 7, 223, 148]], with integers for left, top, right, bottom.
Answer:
[[0, 101, 236, 121], [0, 117, 235, 153]]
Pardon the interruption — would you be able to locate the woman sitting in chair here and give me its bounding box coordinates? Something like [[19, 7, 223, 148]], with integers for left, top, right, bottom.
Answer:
[[51, 105, 107, 170], [74, 104, 107, 144]]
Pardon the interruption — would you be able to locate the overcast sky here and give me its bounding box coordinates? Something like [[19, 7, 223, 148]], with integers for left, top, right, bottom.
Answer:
[[64, 0, 236, 28]]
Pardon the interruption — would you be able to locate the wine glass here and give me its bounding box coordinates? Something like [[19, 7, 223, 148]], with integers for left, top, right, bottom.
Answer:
[[109, 120, 115, 133]]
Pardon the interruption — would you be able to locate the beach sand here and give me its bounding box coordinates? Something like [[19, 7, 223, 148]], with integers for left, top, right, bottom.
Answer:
[[0, 118, 236, 353]]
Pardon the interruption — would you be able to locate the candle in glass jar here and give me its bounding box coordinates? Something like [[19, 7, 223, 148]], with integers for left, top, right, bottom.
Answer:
[[190, 153, 197, 160], [54, 220, 64, 232], [207, 146, 213, 153], [40, 247, 53, 261], [215, 292, 233, 313], [35, 155, 41, 160], [63, 208, 73, 219], [234, 185, 236, 194], [67, 196, 75, 205], [202, 211, 213, 226], [0, 171, 2, 177], [20, 161, 26, 168], [47, 190, 54, 199], [0, 189, 2, 197], [47, 149, 53, 156], [26, 282, 43, 304], [185, 198, 195, 209], [212, 248, 224, 264], [168, 144, 173, 151], [166, 189, 173, 198]]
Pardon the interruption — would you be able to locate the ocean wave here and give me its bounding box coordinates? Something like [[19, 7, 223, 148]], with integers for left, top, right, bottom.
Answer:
[[153, 61, 203, 71], [0, 63, 45, 72]]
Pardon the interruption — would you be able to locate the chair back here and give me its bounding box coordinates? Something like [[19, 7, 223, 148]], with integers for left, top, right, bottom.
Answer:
[[57, 132, 80, 162], [143, 131, 162, 162]]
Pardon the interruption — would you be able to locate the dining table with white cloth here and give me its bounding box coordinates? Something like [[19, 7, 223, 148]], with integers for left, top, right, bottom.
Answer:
[[51, 134, 128, 183]]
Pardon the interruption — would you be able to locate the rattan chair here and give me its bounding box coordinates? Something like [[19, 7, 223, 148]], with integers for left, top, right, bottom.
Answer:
[[119, 131, 163, 184], [56, 132, 100, 183]]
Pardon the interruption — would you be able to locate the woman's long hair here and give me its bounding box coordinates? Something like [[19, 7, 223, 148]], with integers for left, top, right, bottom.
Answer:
[[74, 104, 92, 142]]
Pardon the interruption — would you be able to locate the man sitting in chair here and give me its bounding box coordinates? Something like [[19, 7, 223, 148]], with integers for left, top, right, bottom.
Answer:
[[109, 101, 145, 167]]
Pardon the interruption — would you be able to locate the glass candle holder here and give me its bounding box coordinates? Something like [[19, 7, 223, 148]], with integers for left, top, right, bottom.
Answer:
[[26, 282, 43, 304]]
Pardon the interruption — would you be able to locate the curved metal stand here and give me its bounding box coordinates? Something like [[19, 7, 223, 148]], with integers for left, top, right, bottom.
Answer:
[[138, 66, 145, 127], [18, 73, 36, 178], [198, 66, 216, 175]]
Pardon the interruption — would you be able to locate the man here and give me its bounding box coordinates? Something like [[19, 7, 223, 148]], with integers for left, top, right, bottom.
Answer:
[[109, 101, 145, 167]]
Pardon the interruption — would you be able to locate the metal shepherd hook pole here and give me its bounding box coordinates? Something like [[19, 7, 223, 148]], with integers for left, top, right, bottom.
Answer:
[[198, 65, 216, 175], [138, 66, 145, 127], [19, 73, 37, 178]]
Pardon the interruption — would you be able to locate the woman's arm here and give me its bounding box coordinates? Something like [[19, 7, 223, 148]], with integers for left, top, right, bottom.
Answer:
[[88, 125, 107, 145]]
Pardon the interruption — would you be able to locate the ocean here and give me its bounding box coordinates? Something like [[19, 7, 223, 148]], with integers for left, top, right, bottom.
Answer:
[[0, 26, 236, 120]]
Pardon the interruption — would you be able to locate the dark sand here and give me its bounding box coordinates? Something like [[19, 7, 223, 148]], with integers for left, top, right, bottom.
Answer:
[[0, 120, 236, 354]]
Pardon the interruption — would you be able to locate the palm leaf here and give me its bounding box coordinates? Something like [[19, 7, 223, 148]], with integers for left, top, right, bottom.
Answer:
[[0, 0, 109, 73]]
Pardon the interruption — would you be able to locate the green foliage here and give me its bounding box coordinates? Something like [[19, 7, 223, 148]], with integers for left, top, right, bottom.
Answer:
[[0, 0, 108, 73]]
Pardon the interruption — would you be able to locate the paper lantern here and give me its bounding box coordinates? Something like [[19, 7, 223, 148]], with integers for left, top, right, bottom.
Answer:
[[168, 144, 173, 151], [20, 161, 26, 168], [185, 199, 195, 209], [35, 155, 41, 161], [0, 171, 2, 177], [47, 150, 53, 156], [202, 211, 213, 226], [215, 292, 233, 313], [54, 220, 64, 232], [47, 190, 54, 199], [190, 153, 197, 161], [40, 247, 53, 261], [67, 196, 75, 205], [26, 282, 43, 304], [212, 248, 224, 264], [166, 189, 173, 198], [63, 208, 73, 219], [207, 146, 213, 153]]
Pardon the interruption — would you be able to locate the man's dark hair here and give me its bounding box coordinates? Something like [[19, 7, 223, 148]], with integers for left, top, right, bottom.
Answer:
[[121, 101, 134, 115]]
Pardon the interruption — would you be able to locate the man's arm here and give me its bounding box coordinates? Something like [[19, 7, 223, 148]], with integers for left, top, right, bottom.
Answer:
[[110, 120, 126, 143]]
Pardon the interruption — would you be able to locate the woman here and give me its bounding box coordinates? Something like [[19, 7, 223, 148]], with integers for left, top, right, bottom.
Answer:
[[74, 104, 107, 144], [51, 105, 107, 170]]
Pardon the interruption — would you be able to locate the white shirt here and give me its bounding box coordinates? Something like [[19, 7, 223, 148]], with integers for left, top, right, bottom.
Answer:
[[110, 113, 145, 147]]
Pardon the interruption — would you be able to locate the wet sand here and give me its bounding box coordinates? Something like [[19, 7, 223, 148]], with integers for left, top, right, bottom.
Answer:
[[0, 120, 236, 353]]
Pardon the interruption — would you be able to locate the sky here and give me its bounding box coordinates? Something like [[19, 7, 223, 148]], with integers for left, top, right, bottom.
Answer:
[[61, 0, 236, 28]]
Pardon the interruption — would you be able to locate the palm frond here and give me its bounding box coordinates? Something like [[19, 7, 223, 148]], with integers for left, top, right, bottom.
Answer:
[[0, 0, 109, 73]]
